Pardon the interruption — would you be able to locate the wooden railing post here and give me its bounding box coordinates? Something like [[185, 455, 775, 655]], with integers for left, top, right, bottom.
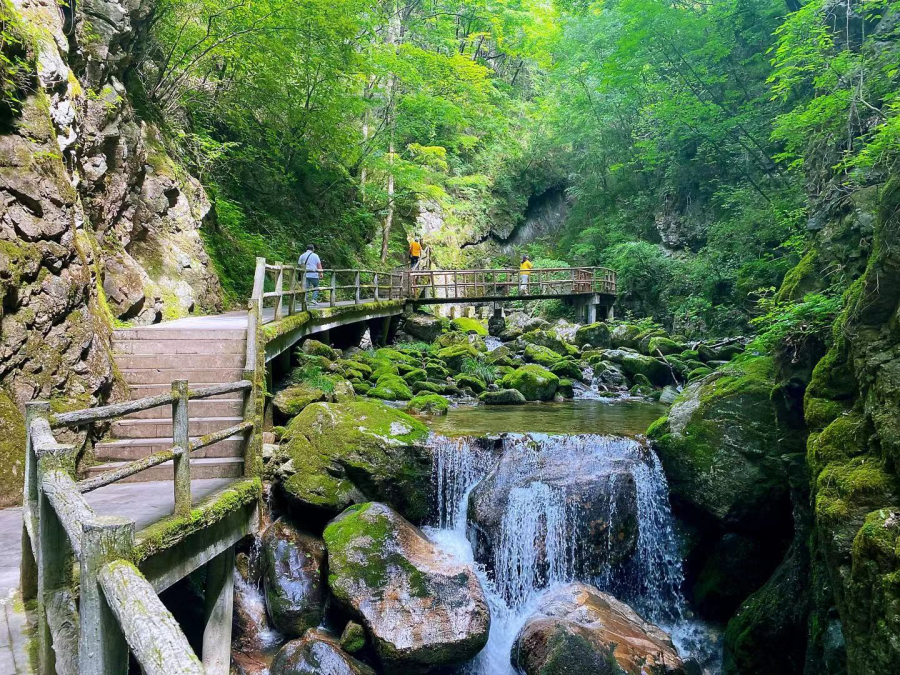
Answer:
[[300, 269, 308, 312], [273, 262, 284, 321], [21, 400, 48, 602], [245, 257, 265, 372], [330, 271, 337, 307], [355, 271, 361, 304], [373, 273, 379, 301], [79, 516, 135, 675], [171, 380, 191, 517], [286, 265, 297, 316], [202, 546, 236, 674]]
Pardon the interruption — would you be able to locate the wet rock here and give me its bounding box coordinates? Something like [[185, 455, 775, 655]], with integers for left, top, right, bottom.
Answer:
[[610, 323, 641, 349], [369, 373, 413, 401], [488, 312, 506, 337], [406, 393, 449, 415], [574, 322, 611, 349], [271, 629, 376, 675], [324, 503, 490, 671], [603, 349, 671, 386], [302, 339, 337, 359], [480, 388, 526, 405], [403, 313, 445, 342], [340, 621, 367, 654], [524, 343, 563, 367], [512, 583, 687, 675], [272, 383, 328, 420], [521, 329, 571, 356], [468, 436, 640, 579], [499, 364, 559, 401], [261, 518, 327, 637], [280, 401, 432, 520], [451, 316, 488, 335]]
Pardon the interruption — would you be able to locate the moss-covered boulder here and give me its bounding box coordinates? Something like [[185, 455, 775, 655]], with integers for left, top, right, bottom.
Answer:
[[261, 518, 327, 637], [436, 343, 481, 371], [0, 394, 25, 507], [272, 383, 328, 420], [610, 323, 641, 349], [603, 349, 671, 386], [557, 379, 574, 399], [648, 336, 685, 356], [352, 381, 371, 395], [412, 381, 445, 395], [406, 394, 449, 415], [512, 583, 687, 675], [403, 313, 445, 342], [524, 343, 563, 367], [424, 361, 450, 379], [271, 629, 376, 675], [402, 368, 428, 384], [340, 360, 372, 378], [648, 357, 792, 530], [374, 347, 418, 365], [369, 374, 413, 401], [573, 322, 611, 349], [521, 329, 569, 356], [550, 359, 584, 381], [302, 339, 337, 360], [369, 360, 400, 380], [479, 388, 526, 405], [455, 374, 486, 394], [324, 503, 490, 671], [500, 365, 559, 401], [280, 402, 431, 520], [687, 366, 713, 381], [450, 316, 488, 335]]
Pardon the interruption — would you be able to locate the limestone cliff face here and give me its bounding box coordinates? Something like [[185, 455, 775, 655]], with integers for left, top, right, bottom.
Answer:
[[0, 0, 224, 501]]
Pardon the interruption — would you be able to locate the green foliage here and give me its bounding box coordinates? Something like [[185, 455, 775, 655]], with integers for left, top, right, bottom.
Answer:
[[461, 357, 497, 385], [748, 291, 842, 353], [290, 364, 336, 394], [0, 0, 31, 116]]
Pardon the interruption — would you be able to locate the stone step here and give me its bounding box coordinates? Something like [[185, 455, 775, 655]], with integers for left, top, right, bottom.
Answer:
[[94, 436, 245, 461], [126, 384, 241, 399], [113, 338, 246, 356], [126, 399, 244, 419], [114, 353, 246, 370], [111, 416, 244, 439], [121, 368, 245, 385], [85, 458, 245, 482], [114, 328, 246, 341]]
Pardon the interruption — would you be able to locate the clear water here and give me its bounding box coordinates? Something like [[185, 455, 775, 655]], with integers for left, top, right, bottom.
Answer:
[[424, 429, 723, 674]]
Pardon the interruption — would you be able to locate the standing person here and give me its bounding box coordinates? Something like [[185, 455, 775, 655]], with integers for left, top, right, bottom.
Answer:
[[519, 255, 533, 294], [298, 244, 323, 305], [409, 236, 423, 269]]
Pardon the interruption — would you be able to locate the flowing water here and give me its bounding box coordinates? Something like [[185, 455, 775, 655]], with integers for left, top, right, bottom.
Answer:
[[424, 427, 722, 674]]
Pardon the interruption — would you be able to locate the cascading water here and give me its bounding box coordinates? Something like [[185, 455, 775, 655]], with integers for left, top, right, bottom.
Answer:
[[424, 432, 722, 674]]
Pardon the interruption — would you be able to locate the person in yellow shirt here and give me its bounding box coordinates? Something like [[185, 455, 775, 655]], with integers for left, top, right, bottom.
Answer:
[[409, 237, 423, 269], [519, 255, 533, 293]]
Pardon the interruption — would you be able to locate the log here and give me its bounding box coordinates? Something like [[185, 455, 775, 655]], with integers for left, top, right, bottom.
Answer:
[[77, 446, 181, 494], [98, 560, 205, 675], [41, 470, 94, 558], [46, 588, 80, 675], [190, 420, 253, 453]]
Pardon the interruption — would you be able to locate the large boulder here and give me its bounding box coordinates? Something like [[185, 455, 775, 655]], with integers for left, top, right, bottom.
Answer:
[[271, 629, 376, 675], [648, 356, 793, 531], [479, 388, 526, 405], [403, 313, 445, 342], [524, 343, 563, 367], [573, 322, 611, 349], [603, 349, 671, 386], [521, 329, 570, 356], [467, 437, 640, 585], [324, 503, 491, 671], [280, 401, 431, 520], [261, 518, 327, 637], [609, 323, 641, 349], [499, 365, 559, 401], [451, 316, 488, 335], [512, 583, 687, 675], [436, 343, 481, 371], [302, 339, 337, 360], [272, 383, 328, 420], [369, 373, 413, 401]]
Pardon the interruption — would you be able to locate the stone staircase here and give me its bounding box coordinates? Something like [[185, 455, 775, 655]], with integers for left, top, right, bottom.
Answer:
[[86, 321, 249, 482]]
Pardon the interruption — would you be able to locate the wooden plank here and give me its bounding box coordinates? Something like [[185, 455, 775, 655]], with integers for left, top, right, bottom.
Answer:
[[171, 381, 191, 517]]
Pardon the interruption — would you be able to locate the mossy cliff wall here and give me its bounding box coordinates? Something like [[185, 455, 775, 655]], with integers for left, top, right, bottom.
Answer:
[[0, 0, 223, 503]]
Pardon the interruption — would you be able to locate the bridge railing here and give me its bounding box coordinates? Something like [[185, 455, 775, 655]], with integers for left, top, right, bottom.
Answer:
[[22, 378, 256, 675], [408, 266, 616, 300]]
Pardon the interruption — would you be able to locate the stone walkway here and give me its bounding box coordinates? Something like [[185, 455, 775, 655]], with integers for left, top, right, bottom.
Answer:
[[0, 478, 238, 674]]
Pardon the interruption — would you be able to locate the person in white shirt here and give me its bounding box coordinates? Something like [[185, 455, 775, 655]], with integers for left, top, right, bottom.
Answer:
[[298, 244, 323, 305]]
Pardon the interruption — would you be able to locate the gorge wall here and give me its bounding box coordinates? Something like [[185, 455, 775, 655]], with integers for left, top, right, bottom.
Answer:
[[0, 0, 223, 505]]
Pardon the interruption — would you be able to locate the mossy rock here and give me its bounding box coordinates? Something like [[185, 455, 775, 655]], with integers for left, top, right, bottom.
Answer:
[[370, 360, 400, 380], [340, 621, 367, 654], [550, 359, 583, 381], [524, 343, 563, 367], [272, 383, 328, 420], [647, 336, 684, 356], [412, 381, 445, 395], [557, 379, 574, 399], [302, 339, 337, 360], [0, 393, 25, 507], [451, 317, 488, 336], [406, 394, 449, 415], [333, 380, 356, 402], [680, 349, 700, 361], [455, 374, 486, 394], [485, 345, 515, 367], [324, 503, 490, 670], [402, 368, 428, 384], [609, 323, 641, 349], [281, 402, 431, 520], [424, 362, 450, 379], [635, 329, 667, 355], [687, 367, 713, 382], [369, 374, 413, 401], [437, 343, 481, 372], [434, 332, 471, 349], [603, 349, 671, 386], [352, 381, 372, 395], [521, 329, 569, 356], [374, 348, 418, 365], [500, 365, 559, 401], [573, 322, 611, 348], [479, 389, 526, 405], [396, 362, 419, 375]]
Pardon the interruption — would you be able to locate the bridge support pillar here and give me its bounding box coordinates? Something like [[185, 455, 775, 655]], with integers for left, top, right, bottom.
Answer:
[[202, 546, 236, 675]]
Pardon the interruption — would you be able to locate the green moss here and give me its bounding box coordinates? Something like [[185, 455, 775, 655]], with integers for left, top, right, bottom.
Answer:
[[776, 249, 820, 303], [436, 343, 481, 371], [406, 393, 449, 415], [499, 364, 559, 401], [133, 478, 261, 562], [369, 373, 413, 401], [807, 412, 869, 476], [450, 317, 488, 336], [524, 343, 563, 367], [0, 392, 25, 507]]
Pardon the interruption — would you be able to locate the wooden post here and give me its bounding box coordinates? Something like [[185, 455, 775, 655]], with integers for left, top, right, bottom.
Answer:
[[273, 263, 284, 321], [202, 547, 235, 674], [330, 271, 337, 307], [79, 516, 135, 675], [354, 271, 361, 304], [300, 269, 308, 312], [374, 273, 379, 301], [21, 401, 49, 602], [171, 380, 191, 517], [286, 265, 297, 316]]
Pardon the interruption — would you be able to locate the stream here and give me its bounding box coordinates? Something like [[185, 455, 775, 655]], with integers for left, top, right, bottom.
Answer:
[[422, 403, 723, 674]]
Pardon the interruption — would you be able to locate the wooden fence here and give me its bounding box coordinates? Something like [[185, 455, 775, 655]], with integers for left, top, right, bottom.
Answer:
[[22, 377, 257, 675], [407, 266, 617, 300]]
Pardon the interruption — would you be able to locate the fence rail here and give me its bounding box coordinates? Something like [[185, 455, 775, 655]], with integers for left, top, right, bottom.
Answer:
[[22, 374, 257, 674], [408, 266, 616, 300]]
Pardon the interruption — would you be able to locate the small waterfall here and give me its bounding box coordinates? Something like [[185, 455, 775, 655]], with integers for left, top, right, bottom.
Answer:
[[484, 336, 503, 352], [425, 432, 716, 674]]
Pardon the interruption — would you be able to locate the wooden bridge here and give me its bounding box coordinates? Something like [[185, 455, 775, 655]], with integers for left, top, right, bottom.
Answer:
[[10, 257, 615, 674]]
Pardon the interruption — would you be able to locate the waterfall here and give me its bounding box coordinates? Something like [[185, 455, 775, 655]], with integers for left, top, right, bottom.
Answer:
[[425, 432, 717, 674]]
